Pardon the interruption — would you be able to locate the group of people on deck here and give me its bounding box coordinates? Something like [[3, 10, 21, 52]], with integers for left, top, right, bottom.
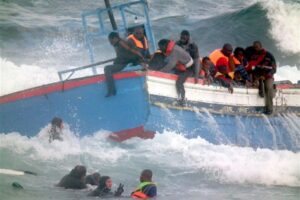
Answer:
[[104, 27, 277, 114], [56, 165, 157, 199]]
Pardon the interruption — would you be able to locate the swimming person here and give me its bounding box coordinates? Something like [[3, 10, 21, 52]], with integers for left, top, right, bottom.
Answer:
[[48, 117, 63, 143], [85, 172, 101, 186], [88, 175, 124, 197], [131, 169, 157, 199], [56, 165, 87, 189]]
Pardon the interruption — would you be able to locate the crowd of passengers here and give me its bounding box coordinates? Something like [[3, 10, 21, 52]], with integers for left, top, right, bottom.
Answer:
[[104, 27, 276, 115]]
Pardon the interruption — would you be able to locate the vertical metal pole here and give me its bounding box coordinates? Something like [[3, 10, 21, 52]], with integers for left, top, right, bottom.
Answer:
[[82, 14, 95, 65], [104, 0, 118, 30], [142, 0, 156, 53], [120, 6, 128, 34]]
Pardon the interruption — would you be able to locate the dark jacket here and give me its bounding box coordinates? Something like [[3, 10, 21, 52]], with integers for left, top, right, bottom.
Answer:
[[176, 39, 200, 77], [114, 39, 140, 65], [57, 172, 86, 189]]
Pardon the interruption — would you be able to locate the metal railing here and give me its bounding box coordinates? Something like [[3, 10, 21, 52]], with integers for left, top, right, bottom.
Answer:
[[81, 0, 156, 63], [57, 59, 114, 81]]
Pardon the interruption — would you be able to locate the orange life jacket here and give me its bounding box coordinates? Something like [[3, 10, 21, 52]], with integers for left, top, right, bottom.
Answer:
[[165, 40, 175, 56], [209, 49, 239, 79], [131, 191, 149, 199], [127, 34, 148, 50], [209, 49, 240, 66]]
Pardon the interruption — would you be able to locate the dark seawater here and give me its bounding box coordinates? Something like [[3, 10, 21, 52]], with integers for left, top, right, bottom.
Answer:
[[1, 0, 300, 68], [1, 0, 300, 199]]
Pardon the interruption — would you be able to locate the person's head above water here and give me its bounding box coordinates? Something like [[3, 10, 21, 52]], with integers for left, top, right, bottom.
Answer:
[[140, 169, 153, 182], [70, 165, 87, 180], [51, 117, 63, 129], [97, 176, 112, 191]]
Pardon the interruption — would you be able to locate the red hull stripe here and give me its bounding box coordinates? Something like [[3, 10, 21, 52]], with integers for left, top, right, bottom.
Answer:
[[1, 70, 298, 104], [108, 126, 155, 142], [0, 72, 143, 104]]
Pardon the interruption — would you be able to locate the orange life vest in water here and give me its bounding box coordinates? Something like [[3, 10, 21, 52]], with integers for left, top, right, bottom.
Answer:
[[131, 182, 155, 199]]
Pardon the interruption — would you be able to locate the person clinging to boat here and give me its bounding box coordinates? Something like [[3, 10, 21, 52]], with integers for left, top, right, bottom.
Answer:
[[48, 117, 64, 143], [176, 30, 201, 85], [245, 41, 277, 114], [156, 38, 194, 105], [104, 32, 146, 97]]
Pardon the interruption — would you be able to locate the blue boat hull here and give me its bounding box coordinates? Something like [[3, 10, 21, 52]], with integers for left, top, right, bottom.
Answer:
[[0, 71, 299, 151], [145, 105, 300, 151], [0, 73, 148, 137]]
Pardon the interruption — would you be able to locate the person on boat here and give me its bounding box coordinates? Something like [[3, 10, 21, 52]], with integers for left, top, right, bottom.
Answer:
[[56, 165, 87, 189], [85, 172, 101, 186], [199, 56, 215, 85], [157, 39, 193, 105], [148, 49, 167, 70], [176, 30, 200, 84], [245, 41, 276, 114], [215, 57, 234, 93], [233, 47, 251, 86], [131, 169, 157, 199], [104, 32, 144, 97], [88, 176, 124, 197], [48, 117, 63, 143], [127, 26, 151, 59], [209, 44, 239, 93], [209, 43, 237, 80]]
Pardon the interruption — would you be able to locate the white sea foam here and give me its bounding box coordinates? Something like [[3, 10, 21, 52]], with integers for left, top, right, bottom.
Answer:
[[0, 57, 104, 96], [0, 129, 299, 187], [260, 0, 300, 54]]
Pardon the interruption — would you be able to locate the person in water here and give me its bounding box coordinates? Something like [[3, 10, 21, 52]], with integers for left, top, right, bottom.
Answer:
[[88, 176, 124, 197], [127, 26, 151, 59], [56, 165, 87, 189], [85, 172, 101, 186], [48, 117, 63, 143], [131, 169, 157, 199], [104, 32, 144, 97], [158, 39, 193, 105]]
